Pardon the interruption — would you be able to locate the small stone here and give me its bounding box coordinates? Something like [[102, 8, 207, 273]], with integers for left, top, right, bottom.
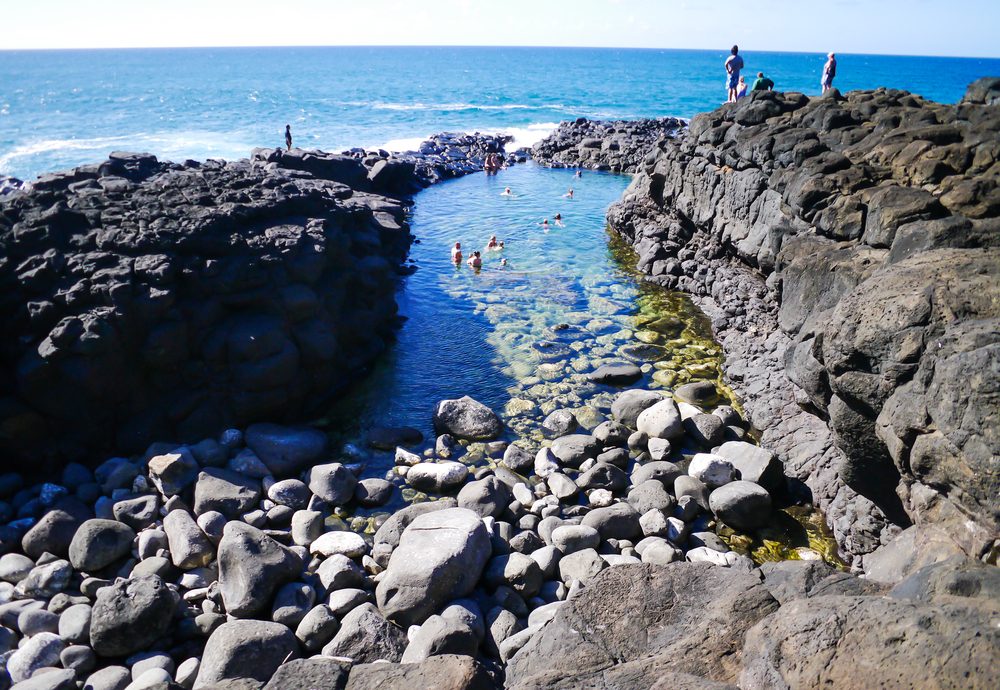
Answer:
[[709, 481, 773, 531], [636, 399, 684, 440], [310, 530, 369, 558], [163, 509, 214, 569], [308, 463, 358, 506], [688, 453, 737, 489], [267, 479, 311, 509], [147, 449, 199, 497], [406, 462, 469, 493], [295, 604, 340, 652], [557, 548, 606, 584]]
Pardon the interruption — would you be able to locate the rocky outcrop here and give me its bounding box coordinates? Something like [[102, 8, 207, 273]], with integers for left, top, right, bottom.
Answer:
[[0, 133, 512, 471], [531, 117, 686, 173], [608, 82, 1000, 567]]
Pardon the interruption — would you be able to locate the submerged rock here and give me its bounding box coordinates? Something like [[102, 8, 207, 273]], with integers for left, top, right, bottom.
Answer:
[[433, 396, 503, 440]]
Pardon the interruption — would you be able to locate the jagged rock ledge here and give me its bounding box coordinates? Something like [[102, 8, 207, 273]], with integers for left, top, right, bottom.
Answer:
[[0, 134, 510, 471], [607, 78, 1000, 572], [530, 117, 686, 173]]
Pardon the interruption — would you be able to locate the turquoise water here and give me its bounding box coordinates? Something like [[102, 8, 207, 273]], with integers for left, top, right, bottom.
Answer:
[[325, 164, 729, 473], [3, 46, 999, 180]]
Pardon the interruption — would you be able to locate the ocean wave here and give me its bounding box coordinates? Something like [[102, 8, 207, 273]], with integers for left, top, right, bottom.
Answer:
[[0, 132, 254, 177], [372, 121, 559, 155], [340, 101, 548, 112]]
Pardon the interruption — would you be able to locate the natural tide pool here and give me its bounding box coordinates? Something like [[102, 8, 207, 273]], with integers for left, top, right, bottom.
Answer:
[[324, 162, 732, 459], [321, 162, 840, 566]]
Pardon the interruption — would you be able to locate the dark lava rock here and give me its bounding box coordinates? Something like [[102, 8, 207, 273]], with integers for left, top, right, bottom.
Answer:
[[263, 658, 350, 690], [506, 563, 779, 688], [588, 363, 643, 386], [245, 423, 328, 477], [217, 521, 301, 617], [90, 575, 176, 657], [68, 519, 135, 573], [322, 602, 407, 663], [433, 396, 503, 441], [195, 619, 299, 688], [193, 468, 261, 518], [345, 654, 497, 690]]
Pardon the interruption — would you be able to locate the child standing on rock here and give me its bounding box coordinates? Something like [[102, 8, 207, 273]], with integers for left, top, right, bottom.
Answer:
[[285, 124, 292, 151]]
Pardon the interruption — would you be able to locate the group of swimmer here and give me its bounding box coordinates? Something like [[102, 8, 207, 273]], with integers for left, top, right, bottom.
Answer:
[[725, 45, 837, 103], [452, 235, 506, 269], [452, 170, 584, 270], [484, 152, 504, 173]]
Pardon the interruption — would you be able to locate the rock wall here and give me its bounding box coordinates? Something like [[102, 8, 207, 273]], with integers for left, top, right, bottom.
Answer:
[[0, 135, 511, 471], [608, 79, 1000, 567], [531, 117, 686, 173]]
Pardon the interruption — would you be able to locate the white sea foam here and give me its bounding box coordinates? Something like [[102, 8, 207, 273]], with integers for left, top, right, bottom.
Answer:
[[0, 131, 255, 177], [342, 100, 542, 112], [373, 121, 558, 155]]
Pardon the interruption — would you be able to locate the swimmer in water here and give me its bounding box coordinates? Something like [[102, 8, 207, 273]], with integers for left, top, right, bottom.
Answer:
[[487, 235, 499, 250], [451, 242, 463, 263], [498, 240, 505, 249], [501, 187, 513, 197], [467, 251, 482, 268], [563, 188, 574, 199], [500, 258, 508, 268], [574, 170, 582, 178], [554, 213, 564, 227], [540, 219, 550, 230]]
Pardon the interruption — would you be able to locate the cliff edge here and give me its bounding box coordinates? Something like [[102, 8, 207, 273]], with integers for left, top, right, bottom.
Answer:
[[608, 79, 1000, 570]]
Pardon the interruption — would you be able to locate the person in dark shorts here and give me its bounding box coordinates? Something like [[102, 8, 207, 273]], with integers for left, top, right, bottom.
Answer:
[[725, 45, 744, 103], [285, 124, 292, 151], [752, 72, 775, 91], [822, 53, 837, 93]]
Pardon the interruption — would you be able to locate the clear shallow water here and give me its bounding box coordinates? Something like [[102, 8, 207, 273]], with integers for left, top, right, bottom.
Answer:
[[324, 163, 730, 474], [3, 46, 999, 179]]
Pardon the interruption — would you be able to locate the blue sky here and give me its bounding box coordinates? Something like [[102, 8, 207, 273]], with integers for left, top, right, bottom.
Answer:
[[1, 0, 996, 58]]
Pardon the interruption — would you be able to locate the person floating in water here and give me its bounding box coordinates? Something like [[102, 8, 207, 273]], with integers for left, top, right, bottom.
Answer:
[[736, 76, 748, 100], [498, 240, 505, 249], [501, 187, 513, 197], [500, 258, 508, 268], [822, 52, 837, 93], [563, 188, 574, 199], [467, 251, 482, 268], [752, 71, 775, 92], [451, 241, 463, 263], [574, 170, 582, 178], [487, 235, 500, 250], [554, 213, 564, 227], [725, 45, 744, 103], [540, 218, 550, 230], [285, 124, 292, 151]]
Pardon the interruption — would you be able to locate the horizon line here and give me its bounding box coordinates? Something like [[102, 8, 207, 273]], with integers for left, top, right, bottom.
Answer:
[[1, 44, 999, 61]]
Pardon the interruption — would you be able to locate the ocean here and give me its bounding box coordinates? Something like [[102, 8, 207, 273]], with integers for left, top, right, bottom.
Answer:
[[2, 46, 999, 180]]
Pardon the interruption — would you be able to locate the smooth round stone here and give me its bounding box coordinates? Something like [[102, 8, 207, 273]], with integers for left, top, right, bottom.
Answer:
[[326, 588, 371, 617], [551, 525, 600, 554], [406, 462, 469, 493], [128, 651, 175, 680], [18, 608, 59, 636], [588, 489, 614, 507], [708, 481, 773, 531], [309, 530, 369, 558], [266, 479, 311, 509], [68, 519, 136, 572], [0, 553, 35, 583], [674, 381, 720, 406], [353, 479, 395, 508], [61, 644, 97, 673]]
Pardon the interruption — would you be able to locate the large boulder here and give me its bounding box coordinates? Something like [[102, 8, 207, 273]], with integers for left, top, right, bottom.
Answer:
[[433, 396, 503, 440], [740, 593, 1000, 688], [506, 563, 779, 688], [322, 602, 407, 663], [68, 519, 135, 572], [217, 521, 301, 617], [90, 575, 176, 657], [245, 423, 329, 476], [194, 620, 299, 689], [611, 390, 663, 428], [344, 654, 496, 690], [263, 658, 350, 690], [376, 508, 491, 626]]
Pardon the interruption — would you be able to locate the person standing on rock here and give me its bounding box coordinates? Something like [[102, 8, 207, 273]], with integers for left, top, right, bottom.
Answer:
[[822, 53, 837, 93], [725, 45, 744, 103], [284, 124, 292, 151], [752, 72, 775, 92]]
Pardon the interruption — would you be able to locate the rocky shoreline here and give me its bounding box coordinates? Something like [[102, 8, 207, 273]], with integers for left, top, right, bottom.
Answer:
[[606, 78, 1000, 576], [1, 81, 998, 689]]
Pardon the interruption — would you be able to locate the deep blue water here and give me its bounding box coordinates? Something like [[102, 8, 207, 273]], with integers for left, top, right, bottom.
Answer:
[[2, 46, 999, 180]]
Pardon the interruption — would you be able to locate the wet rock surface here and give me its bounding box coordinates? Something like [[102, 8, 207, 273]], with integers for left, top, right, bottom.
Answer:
[[607, 82, 1000, 568]]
